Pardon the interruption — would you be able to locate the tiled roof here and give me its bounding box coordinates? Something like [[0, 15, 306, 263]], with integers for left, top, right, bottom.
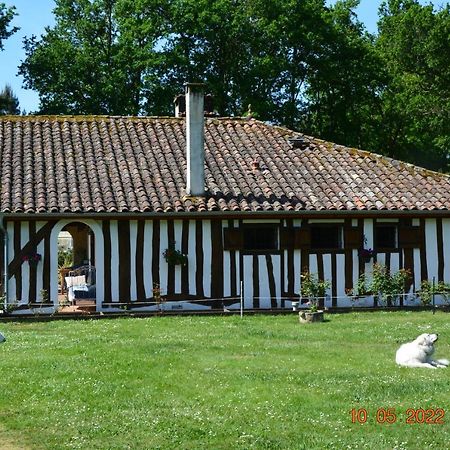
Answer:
[[0, 115, 450, 214]]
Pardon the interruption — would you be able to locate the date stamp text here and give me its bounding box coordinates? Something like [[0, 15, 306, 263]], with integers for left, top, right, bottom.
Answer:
[[350, 408, 445, 424]]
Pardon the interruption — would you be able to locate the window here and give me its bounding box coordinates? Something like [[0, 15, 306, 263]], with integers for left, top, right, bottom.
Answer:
[[311, 225, 342, 250], [375, 225, 397, 250], [243, 226, 278, 251]]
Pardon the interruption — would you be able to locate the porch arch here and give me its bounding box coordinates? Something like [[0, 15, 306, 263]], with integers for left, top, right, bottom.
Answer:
[[50, 219, 104, 311]]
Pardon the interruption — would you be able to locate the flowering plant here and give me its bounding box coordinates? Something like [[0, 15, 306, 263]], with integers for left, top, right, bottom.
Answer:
[[22, 253, 42, 263], [345, 274, 371, 299], [358, 247, 375, 259], [163, 243, 188, 266], [300, 271, 330, 311], [152, 283, 161, 298], [359, 235, 375, 261], [152, 283, 165, 303], [370, 263, 410, 306]]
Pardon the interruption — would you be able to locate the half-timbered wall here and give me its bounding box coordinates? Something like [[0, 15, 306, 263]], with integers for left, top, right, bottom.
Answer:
[[1, 216, 449, 312]]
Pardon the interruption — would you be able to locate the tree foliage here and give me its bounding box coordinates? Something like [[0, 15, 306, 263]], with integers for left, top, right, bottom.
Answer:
[[0, 84, 20, 114], [376, 0, 450, 171], [0, 2, 18, 50], [19, 0, 169, 114], [301, 0, 387, 150]]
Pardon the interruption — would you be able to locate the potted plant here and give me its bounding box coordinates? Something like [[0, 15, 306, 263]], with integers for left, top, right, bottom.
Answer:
[[369, 263, 410, 307], [299, 271, 330, 323], [418, 280, 434, 306], [345, 274, 372, 306], [418, 280, 450, 307], [358, 236, 375, 263], [0, 296, 18, 316], [163, 242, 188, 266], [152, 283, 166, 311]]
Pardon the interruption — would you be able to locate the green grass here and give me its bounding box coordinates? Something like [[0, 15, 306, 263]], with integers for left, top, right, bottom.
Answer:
[[0, 312, 449, 449]]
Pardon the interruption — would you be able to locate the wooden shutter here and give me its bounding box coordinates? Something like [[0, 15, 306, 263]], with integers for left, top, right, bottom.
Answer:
[[345, 227, 362, 249], [223, 228, 243, 250], [280, 228, 294, 249], [294, 228, 311, 249], [399, 226, 421, 248]]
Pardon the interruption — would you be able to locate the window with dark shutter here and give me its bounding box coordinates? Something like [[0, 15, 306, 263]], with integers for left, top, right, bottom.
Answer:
[[243, 226, 278, 252], [375, 225, 398, 250], [223, 229, 243, 250], [310, 225, 342, 250], [344, 227, 362, 249], [398, 226, 421, 248]]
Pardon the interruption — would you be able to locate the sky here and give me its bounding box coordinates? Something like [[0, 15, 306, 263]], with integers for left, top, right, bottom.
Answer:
[[0, 0, 440, 113]]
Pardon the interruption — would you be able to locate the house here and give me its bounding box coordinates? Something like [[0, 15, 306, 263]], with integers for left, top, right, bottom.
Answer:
[[1, 83, 450, 314]]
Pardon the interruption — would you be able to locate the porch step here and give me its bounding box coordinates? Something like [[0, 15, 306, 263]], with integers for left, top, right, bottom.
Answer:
[[59, 300, 96, 314]]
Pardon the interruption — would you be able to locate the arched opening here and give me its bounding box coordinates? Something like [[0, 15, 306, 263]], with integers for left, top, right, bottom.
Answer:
[[57, 222, 96, 313]]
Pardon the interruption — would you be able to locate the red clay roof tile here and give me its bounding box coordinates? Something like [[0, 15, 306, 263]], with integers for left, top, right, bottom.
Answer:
[[1, 115, 450, 214]]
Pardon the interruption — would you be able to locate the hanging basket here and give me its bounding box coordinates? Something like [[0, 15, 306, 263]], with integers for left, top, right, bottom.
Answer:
[[163, 248, 188, 266], [359, 248, 374, 264], [22, 253, 42, 267]]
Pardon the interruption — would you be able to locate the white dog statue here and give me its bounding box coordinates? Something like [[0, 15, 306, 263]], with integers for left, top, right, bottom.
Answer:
[[396, 333, 449, 369]]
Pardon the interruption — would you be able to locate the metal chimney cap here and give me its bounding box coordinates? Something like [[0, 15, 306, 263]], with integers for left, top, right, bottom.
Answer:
[[289, 136, 310, 149], [185, 82, 206, 93]]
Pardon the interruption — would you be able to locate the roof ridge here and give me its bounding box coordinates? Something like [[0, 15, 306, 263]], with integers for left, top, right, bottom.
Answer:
[[0, 114, 184, 121], [0, 114, 262, 120]]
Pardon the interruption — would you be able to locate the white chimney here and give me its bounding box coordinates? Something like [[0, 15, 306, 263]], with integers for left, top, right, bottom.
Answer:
[[185, 83, 205, 196]]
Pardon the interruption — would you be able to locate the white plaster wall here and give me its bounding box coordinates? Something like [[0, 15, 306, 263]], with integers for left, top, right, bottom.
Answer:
[[129, 220, 138, 301], [363, 219, 374, 247], [110, 220, 120, 302], [202, 220, 212, 298], [20, 224, 29, 303], [223, 250, 231, 298], [36, 222, 45, 303], [143, 221, 153, 298], [336, 253, 346, 300], [174, 220, 183, 294], [188, 221, 197, 295], [425, 219, 439, 282], [391, 253, 400, 272], [7, 221, 15, 302], [159, 221, 168, 295], [443, 219, 450, 283], [258, 255, 271, 308], [413, 248, 421, 290]]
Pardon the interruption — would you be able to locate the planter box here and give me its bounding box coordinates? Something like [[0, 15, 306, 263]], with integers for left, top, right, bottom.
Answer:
[[350, 296, 373, 308], [299, 310, 324, 323]]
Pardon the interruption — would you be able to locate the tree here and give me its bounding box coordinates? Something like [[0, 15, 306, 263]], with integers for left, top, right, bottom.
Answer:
[[0, 2, 18, 50], [19, 0, 169, 115], [0, 84, 20, 114], [302, 0, 388, 151], [160, 0, 381, 131], [20, 0, 379, 124], [154, 0, 259, 116], [375, 0, 450, 171]]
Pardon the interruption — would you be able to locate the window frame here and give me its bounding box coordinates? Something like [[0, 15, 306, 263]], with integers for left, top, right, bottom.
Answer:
[[375, 224, 399, 251], [310, 224, 343, 252], [242, 224, 280, 254]]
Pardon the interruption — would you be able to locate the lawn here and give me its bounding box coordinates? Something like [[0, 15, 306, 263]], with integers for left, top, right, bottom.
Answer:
[[0, 311, 449, 449]]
